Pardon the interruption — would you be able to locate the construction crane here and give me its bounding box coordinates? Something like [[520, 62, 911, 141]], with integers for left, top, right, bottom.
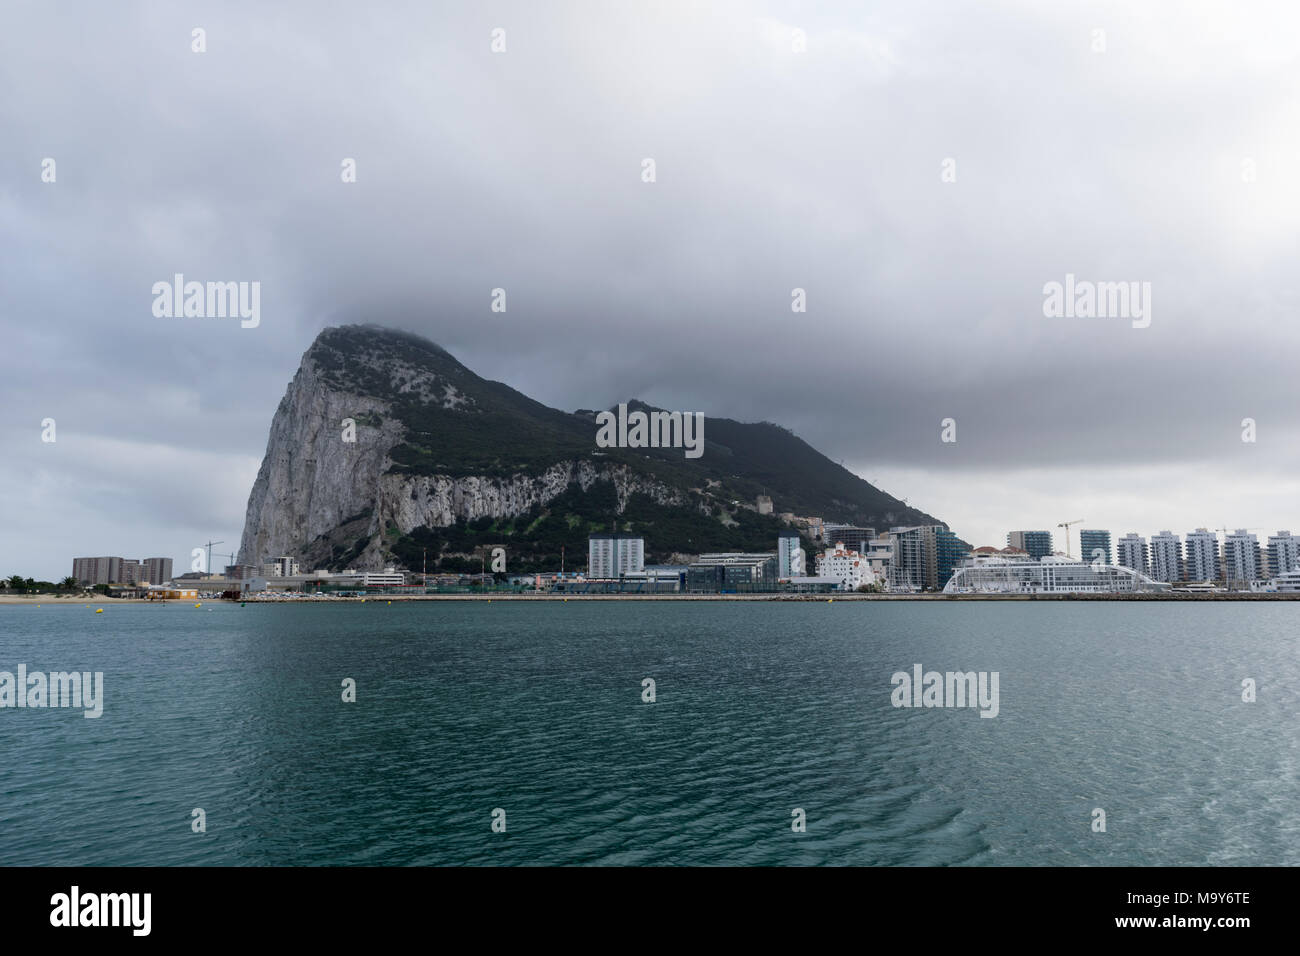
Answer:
[[214, 553, 236, 576], [1057, 519, 1085, 558], [200, 540, 224, 576]]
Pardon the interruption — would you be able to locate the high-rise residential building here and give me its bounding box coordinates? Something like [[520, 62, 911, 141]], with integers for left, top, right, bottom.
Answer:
[[1078, 529, 1112, 566], [1184, 529, 1221, 582], [1007, 530, 1053, 560], [74, 556, 173, 585], [143, 557, 173, 585], [1266, 531, 1300, 577], [892, 525, 971, 590], [756, 495, 773, 515], [72, 556, 125, 585], [1116, 533, 1148, 575], [1148, 532, 1182, 583], [890, 527, 927, 590], [587, 533, 645, 578], [931, 527, 972, 588], [1222, 530, 1262, 584], [777, 531, 803, 577]]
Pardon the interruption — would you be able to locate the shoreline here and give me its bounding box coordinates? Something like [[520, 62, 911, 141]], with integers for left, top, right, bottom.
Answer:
[[4, 592, 1300, 604]]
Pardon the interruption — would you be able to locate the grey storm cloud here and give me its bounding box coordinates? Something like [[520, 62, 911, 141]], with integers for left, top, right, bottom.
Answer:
[[3, 0, 1300, 576]]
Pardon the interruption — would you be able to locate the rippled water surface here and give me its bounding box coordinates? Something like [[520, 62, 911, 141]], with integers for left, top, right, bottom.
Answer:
[[0, 601, 1295, 865]]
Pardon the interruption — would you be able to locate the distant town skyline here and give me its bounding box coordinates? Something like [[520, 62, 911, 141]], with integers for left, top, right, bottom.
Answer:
[[5, 1, 1300, 579]]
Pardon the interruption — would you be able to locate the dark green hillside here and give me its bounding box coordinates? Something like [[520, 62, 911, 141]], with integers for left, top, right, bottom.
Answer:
[[299, 325, 942, 571]]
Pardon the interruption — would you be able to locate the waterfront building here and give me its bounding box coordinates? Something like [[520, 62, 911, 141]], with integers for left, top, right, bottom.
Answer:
[[781, 576, 841, 593], [1266, 531, 1300, 577], [891, 525, 971, 591], [1007, 531, 1053, 561], [890, 527, 926, 590], [866, 535, 895, 584], [361, 570, 406, 587], [144, 557, 174, 585], [1222, 530, 1262, 585], [1148, 532, 1182, 583], [932, 527, 971, 588], [1184, 529, 1221, 583], [686, 553, 778, 593], [261, 556, 301, 578], [71, 555, 190, 587], [587, 533, 645, 578], [777, 531, 803, 577], [643, 565, 689, 589], [572, 573, 680, 594], [145, 586, 200, 600], [964, 547, 1034, 565], [816, 542, 876, 591], [824, 526, 876, 553], [1116, 533, 1149, 575], [944, 555, 1170, 594], [1078, 530, 1112, 567], [72, 556, 125, 586]]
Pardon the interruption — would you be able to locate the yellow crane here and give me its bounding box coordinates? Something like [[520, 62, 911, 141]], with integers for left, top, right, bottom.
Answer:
[[1057, 519, 1085, 558]]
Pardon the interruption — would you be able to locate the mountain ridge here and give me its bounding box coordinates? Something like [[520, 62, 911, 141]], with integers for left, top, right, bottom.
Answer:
[[237, 324, 943, 573]]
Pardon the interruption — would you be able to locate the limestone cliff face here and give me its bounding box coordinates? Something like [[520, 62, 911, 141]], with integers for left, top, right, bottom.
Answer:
[[237, 340, 685, 570], [238, 324, 941, 573]]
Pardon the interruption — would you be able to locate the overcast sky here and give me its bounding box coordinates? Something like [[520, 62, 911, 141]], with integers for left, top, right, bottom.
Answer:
[[4, 0, 1300, 579]]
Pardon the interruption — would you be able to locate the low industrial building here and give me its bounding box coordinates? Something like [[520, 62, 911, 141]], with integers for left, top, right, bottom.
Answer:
[[687, 554, 779, 593]]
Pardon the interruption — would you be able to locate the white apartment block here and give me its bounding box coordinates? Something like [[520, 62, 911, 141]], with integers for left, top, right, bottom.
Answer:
[[816, 542, 876, 591], [1148, 532, 1182, 583], [1267, 531, 1300, 577], [1222, 530, 1262, 583], [588, 534, 645, 578], [1116, 533, 1148, 575], [1184, 529, 1221, 582]]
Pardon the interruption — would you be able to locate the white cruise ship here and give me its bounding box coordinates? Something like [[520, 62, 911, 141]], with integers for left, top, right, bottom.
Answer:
[[944, 554, 1171, 594]]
